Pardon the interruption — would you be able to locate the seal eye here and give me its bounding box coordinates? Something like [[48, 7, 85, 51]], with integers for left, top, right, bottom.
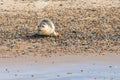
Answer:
[[42, 26, 45, 28]]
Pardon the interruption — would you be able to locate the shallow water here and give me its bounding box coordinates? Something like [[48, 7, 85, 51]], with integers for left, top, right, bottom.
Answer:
[[0, 56, 120, 80]]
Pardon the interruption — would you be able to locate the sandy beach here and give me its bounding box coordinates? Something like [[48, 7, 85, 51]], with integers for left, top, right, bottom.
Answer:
[[0, 0, 120, 57], [0, 0, 120, 80]]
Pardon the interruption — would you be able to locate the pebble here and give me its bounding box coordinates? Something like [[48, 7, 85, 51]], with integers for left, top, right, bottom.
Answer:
[[60, 29, 66, 34], [109, 65, 112, 68], [80, 70, 84, 72], [72, 41, 79, 46], [50, 37, 55, 42], [15, 74, 18, 76], [0, 1, 120, 56], [64, 41, 71, 46], [111, 34, 120, 40], [21, 51, 26, 55], [32, 45, 39, 49], [57, 75, 60, 77], [32, 40, 37, 43], [31, 75, 34, 77]]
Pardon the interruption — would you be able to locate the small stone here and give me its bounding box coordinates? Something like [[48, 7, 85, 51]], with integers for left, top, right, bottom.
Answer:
[[64, 41, 71, 46], [0, 41, 3, 45], [5, 68, 9, 73], [111, 34, 120, 40], [5, 68, 8, 71], [32, 45, 39, 49], [80, 70, 83, 72], [29, 50, 33, 52], [0, 3, 3, 5], [109, 66, 112, 68], [60, 29, 66, 34], [73, 41, 79, 46], [31, 75, 34, 77], [94, 77, 97, 80], [59, 4, 63, 6], [32, 40, 37, 43], [15, 74, 18, 76], [69, 34, 77, 39], [50, 37, 55, 42], [57, 75, 60, 77], [72, 30, 77, 33], [21, 51, 25, 55]]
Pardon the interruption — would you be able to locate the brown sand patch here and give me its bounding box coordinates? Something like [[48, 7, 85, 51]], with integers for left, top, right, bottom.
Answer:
[[0, 0, 120, 57]]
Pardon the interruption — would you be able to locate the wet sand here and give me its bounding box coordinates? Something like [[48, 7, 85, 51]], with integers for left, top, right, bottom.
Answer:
[[0, 54, 120, 80]]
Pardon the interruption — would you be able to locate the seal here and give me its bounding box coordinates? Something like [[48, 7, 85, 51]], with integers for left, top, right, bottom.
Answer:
[[36, 18, 59, 37]]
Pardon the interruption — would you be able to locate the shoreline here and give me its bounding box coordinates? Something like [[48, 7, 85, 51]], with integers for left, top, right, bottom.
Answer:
[[0, 53, 120, 80], [0, 53, 120, 64]]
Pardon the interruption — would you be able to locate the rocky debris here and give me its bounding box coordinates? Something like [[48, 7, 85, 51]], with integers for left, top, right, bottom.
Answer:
[[0, 0, 120, 57]]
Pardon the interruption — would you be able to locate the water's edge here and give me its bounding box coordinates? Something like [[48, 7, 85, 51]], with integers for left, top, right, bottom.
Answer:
[[0, 54, 120, 80]]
